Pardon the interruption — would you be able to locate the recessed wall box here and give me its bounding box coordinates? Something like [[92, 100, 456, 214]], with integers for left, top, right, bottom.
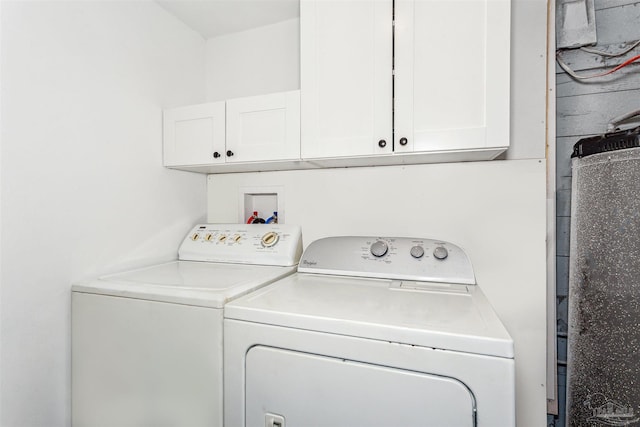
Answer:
[[239, 186, 284, 224], [556, 0, 597, 49]]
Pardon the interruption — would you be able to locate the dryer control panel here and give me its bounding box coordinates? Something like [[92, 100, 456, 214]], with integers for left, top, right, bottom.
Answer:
[[178, 224, 302, 267], [298, 236, 475, 284]]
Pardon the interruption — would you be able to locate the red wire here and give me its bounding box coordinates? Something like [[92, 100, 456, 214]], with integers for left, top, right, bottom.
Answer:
[[601, 54, 640, 76], [588, 55, 640, 78], [557, 51, 640, 80]]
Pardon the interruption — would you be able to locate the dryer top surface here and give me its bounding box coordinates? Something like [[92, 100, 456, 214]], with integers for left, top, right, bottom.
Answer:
[[225, 272, 513, 358]]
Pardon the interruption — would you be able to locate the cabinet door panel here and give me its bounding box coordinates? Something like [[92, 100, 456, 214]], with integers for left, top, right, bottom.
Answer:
[[163, 102, 225, 166], [226, 91, 300, 163], [301, 0, 392, 159], [394, 0, 510, 153]]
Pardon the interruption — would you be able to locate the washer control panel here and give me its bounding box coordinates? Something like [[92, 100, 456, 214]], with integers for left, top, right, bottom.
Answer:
[[298, 236, 475, 284], [178, 224, 302, 267]]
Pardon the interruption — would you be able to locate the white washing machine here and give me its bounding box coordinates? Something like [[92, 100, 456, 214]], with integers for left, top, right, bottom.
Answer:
[[224, 236, 515, 427], [71, 223, 302, 427]]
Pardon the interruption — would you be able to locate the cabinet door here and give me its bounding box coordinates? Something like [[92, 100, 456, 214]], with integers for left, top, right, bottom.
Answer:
[[394, 0, 510, 154], [300, 0, 392, 159], [163, 102, 225, 166], [225, 91, 300, 163]]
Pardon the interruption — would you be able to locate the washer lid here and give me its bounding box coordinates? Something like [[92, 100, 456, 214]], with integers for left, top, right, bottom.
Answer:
[[225, 273, 513, 358], [72, 261, 296, 308]]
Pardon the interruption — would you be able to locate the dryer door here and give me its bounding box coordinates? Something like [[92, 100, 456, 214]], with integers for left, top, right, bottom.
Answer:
[[246, 346, 476, 427]]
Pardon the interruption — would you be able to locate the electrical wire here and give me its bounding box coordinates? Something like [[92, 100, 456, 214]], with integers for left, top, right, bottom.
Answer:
[[556, 51, 640, 80], [580, 39, 640, 57], [607, 109, 640, 132], [557, 39, 640, 81]]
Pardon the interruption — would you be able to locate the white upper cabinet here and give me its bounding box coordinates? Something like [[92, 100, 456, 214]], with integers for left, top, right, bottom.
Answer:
[[226, 91, 300, 163], [394, 0, 510, 155], [163, 91, 300, 171], [300, 0, 510, 162], [164, 0, 510, 173], [163, 102, 225, 167], [300, 0, 393, 159]]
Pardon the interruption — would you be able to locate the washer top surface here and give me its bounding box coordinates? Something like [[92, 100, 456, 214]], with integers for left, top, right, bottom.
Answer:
[[225, 236, 513, 358], [73, 261, 297, 308], [71, 223, 303, 308]]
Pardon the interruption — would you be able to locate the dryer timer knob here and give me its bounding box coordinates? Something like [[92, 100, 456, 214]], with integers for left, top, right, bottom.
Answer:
[[410, 245, 425, 259], [433, 246, 448, 260], [370, 240, 389, 257]]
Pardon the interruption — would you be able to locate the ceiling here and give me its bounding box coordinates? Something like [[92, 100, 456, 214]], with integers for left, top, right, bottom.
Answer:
[[155, 0, 300, 39]]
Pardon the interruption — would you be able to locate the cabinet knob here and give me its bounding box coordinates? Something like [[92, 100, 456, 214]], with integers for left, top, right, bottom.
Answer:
[[378, 139, 387, 148], [399, 137, 408, 146], [213, 152, 221, 158], [226, 150, 234, 157]]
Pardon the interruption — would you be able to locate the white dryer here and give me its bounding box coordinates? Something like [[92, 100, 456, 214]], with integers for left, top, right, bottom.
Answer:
[[71, 223, 302, 427], [224, 236, 515, 427]]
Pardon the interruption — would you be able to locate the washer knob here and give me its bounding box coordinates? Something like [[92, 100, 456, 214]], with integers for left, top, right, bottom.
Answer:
[[370, 240, 389, 257], [410, 245, 425, 259], [261, 231, 279, 247], [433, 246, 448, 260]]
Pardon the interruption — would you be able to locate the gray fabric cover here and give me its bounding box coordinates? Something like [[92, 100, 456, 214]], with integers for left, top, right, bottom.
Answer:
[[567, 148, 640, 426]]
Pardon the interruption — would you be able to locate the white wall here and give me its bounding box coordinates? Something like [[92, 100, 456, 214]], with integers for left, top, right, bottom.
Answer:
[[208, 159, 548, 426], [506, 0, 548, 160], [0, 1, 4, 423], [0, 2, 207, 426], [205, 18, 300, 101]]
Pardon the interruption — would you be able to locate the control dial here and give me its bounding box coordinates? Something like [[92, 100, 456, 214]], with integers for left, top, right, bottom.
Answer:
[[410, 245, 425, 259], [261, 231, 279, 247], [433, 246, 448, 260], [370, 240, 389, 257]]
